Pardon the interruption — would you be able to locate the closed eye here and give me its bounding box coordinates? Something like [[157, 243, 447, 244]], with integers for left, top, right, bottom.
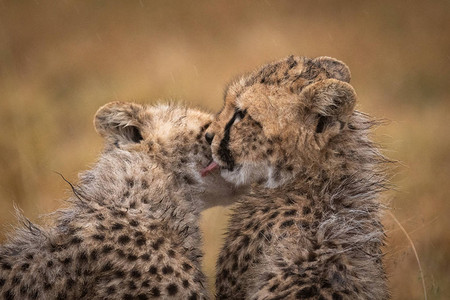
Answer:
[[233, 109, 247, 125]]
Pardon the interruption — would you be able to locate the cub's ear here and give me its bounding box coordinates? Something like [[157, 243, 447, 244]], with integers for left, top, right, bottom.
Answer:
[[94, 102, 146, 145], [301, 79, 356, 140], [313, 56, 351, 83]]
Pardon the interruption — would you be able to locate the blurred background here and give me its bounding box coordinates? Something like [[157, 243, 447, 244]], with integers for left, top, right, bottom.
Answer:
[[0, 0, 449, 298]]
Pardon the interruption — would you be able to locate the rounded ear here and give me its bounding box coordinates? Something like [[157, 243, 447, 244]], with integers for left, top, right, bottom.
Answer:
[[313, 56, 351, 83], [94, 101, 145, 144], [301, 79, 356, 138]]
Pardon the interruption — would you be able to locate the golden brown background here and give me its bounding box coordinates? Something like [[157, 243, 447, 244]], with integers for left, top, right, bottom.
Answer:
[[0, 1, 449, 299]]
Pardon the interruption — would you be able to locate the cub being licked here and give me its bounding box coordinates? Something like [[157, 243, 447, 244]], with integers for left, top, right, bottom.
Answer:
[[0, 102, 237, 300], [203, 56, 390, 299]]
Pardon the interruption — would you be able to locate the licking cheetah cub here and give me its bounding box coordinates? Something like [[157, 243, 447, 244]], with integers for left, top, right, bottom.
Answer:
[[0, 102, 236, 300], [203, 56, 390, 299]]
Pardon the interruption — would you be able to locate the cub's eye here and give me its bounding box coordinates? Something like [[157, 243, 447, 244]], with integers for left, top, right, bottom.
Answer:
[[233, 109, 247, 125]]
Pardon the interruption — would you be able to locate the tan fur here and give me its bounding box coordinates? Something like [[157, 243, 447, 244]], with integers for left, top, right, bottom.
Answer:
[[0, 102, 237, 300], [206, 56, 390, 299]]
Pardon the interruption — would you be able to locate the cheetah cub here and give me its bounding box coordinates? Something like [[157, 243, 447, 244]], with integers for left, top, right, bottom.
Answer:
[[203, 56, 390, 299], [0, 102, 236, 300]]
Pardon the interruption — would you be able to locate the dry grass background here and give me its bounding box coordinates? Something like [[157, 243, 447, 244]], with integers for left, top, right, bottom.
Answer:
[[0, 1, 449, 298]]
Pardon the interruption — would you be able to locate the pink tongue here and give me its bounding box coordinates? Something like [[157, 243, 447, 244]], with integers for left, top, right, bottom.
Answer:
[[200, 161, 220, 177]]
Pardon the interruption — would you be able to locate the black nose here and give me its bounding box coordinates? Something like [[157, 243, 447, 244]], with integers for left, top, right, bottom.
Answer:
[[205, 132, 215, 145]]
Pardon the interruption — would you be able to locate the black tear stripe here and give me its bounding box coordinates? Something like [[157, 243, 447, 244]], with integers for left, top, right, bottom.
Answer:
[[218, 109, 247, 171]]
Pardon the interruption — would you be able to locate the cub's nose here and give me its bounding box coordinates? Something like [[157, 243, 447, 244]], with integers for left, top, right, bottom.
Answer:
[[205, 132, 215, 145]]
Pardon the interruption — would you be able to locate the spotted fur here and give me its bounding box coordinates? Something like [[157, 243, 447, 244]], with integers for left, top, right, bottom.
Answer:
[[206, 56, 390, 299], [0, 102, 237, 300]]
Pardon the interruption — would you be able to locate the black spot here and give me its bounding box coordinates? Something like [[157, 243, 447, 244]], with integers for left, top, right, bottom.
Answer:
[[136, 237, 146, 247], [162, 265, 174, 274], [269, 211, 279, 219], [141, 253, 150, 261], [4, 290, 14, 300], [302, 206, 312, 215], [127, 254, 138, 261], [131, 270, 141, 278], [295, 286, 318, 298], [66, 278, 75, 289], [92, 234, 105, 241], [308, 251, 317, 262], [149, 266, 158, 274], [25, 254, 34, 260], [19, 285, 27, 295], [152, 237, 164, 250], [126, 178, 135, 188], [102, 245, 114, 254], [114, 270, 125, 278], [122, 294, 133, 300], [96, 224, 106, 231], [142, 280, 150, 287], [314, 210, 323, 219], [182, 263, 192, 271], [118, 235, 130, 245], [183, 175, 197, 185], [57, 292, 67, 300], [264, 272, 276, 281], [43, 282, 52, 291], [141, 180, 149, 189], [113, 211, 127, 218], [269, 283, 279, 292], [284, 209, 297, 216], [332, 293, 343, 300], [130, 219, 139, 227], [280, 219, 295, 228], [137, 294, 148, 300], [221, 268, 229, 279], [332, 271, 345, 285], [167, 283, 178, 295], [70, 236, 83, 245], [182, 279, 189, 288], [188, 292, 198, 300], [112, 223, 124, 230], [258, 230, 266, 239], [12, 275, 21, 286], [90, 249, 98, 260], [47, 260, 54, 268], [0, 278, 5, 287], [151, 287, 160, 297], [20, 263, 30, 271], [101, 262, 113, 272], [106, 286, 116, 295], [78, 251, 88, 263], [168, 249, 176, 258], [241, 235, 250, 247], [241, 264, 249, 273], [62, 257, 72, 265], [1, 262, 11, 270], [141, 196, 149, 204], [128, 281, 137, 290]]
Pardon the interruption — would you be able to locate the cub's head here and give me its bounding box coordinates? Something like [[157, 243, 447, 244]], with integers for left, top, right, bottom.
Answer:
[[94, 102, 238, 208], [95, 102, 213, 170], [203, 56, 356, 188]]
